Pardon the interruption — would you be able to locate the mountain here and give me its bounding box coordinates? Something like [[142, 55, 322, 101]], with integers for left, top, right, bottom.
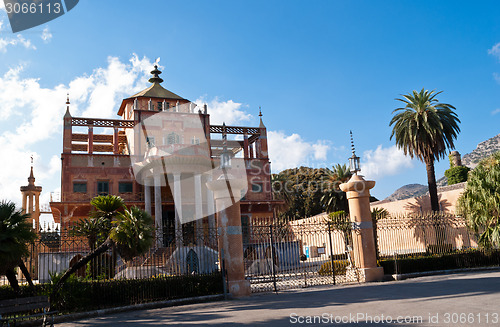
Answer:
[[383, 133, 500, 201], [462, 133, 500, 168], [384, 183, 427, 202]]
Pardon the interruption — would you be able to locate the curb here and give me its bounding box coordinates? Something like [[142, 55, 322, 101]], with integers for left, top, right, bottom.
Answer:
[[387, 266, 500, 281], [20, 294, 226, 326]]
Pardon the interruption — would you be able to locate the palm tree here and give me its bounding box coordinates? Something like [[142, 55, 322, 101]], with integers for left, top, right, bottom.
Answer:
[[53, 203, 153, 296], [321, 164, 351, 213], [390, 88, 460, 212], [71, 216, 111, 279], [0, 201, 37, 292], [457, 152, 500, 248]]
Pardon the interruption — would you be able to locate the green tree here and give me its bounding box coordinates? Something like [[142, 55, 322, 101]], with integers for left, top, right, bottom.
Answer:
[[53, 196, 154, 297], [445, 166, 470, 185], [457, 152, 500, 248], [273, 167, 331, 220], [390, 88, 460, 211], [0, 201, 37, 292]]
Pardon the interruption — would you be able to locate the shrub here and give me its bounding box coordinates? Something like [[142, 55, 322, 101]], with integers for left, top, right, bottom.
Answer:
[[444, 166, 470, 185], [379, 249, 500, 275], [0, 272, 223, 314], [318, 260, 349, 276]]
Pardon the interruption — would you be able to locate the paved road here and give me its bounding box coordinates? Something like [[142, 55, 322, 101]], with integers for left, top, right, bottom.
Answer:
[[58, 270, 500, 326]]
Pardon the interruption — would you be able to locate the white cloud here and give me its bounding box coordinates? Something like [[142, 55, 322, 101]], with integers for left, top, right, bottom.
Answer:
[[361, 145, 414, 179], [195, 96, 252, 125], [268, 131, 330, 172], [492, 108, 500, 115], [0, 34, 36, 52], [41, 26, 52, 42], [0, 54, 155, 206], [489, 42, 500, 61]]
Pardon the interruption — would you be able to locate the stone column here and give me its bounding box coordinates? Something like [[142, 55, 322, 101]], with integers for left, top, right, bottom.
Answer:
[[173, 172, 183, 248], [22, 194, 27, 215], [194, 173, 204, 243], [28, 193, 33, 215], [88, 125, 94, 154], [154, 173, 163, 247], [144, 178, 152, 215], [207, 177, 250, 297], [340, 174, 384, 282], [206, 175, 216, 231]]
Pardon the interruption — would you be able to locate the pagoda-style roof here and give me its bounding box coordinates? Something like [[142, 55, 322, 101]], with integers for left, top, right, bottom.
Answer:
[[127, 82, 185, 100], [117, 65, 186, 116]]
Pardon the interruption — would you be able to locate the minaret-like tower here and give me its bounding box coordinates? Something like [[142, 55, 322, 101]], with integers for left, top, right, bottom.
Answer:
[[20, 157, 42, 227]]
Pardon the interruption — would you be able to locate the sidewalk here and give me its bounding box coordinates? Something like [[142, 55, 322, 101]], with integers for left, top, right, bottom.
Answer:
[[57, 270, 500, 326]]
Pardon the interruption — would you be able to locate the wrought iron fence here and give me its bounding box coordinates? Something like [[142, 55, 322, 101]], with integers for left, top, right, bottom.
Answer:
[[375, 212, 500, 275], [1, 223, 223, 311], [243, 220, 361, 293]]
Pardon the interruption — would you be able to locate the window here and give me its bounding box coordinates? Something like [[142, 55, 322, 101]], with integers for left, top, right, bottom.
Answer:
[[166, 102, 170, 110], [119, 182, 133, 193], [97, 181, 109, 195], [146, 136, 155, 148], [73, 182, 87, 193], [191, 136, 200, 145], [157, 102, 162, 111], [167, 132, 180, 145], [251, 182, 263, 193]]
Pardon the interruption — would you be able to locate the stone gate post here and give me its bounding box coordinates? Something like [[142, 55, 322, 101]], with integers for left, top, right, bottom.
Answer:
[[207, 177, 251, 297], [340, 174, 384, 282]]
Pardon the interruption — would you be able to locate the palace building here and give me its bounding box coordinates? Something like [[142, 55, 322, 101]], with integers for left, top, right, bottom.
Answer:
[[49, 66, 279, 247]]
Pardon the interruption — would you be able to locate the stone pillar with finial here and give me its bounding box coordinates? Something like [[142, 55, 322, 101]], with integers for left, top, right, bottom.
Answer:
[[339, 131, 384, 282], [207, 123, 251, 297]]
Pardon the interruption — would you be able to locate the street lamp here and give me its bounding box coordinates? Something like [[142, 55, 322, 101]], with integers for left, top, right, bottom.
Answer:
[[349, 130, 360, 175]]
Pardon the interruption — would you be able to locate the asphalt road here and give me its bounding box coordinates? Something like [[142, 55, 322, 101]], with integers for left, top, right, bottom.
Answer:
[[57, 270, 500, 326]]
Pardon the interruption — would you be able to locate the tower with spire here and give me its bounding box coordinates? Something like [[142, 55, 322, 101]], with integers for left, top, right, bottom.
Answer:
[[20, 157, 42, 227]]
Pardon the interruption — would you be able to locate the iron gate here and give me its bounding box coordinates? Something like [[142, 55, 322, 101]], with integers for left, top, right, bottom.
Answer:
[[243, 222, 360, 293]]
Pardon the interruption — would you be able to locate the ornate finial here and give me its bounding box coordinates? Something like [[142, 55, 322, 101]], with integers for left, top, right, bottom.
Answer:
[[66, 93, 70, 105], [259, 107, 262, 117], [350, 130, 356, 156], [148, 65, 164, 84]]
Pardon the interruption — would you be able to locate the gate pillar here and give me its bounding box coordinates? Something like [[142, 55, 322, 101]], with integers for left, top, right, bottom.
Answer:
[[340, 174, 384, 282], [207, 177, 251, 297]]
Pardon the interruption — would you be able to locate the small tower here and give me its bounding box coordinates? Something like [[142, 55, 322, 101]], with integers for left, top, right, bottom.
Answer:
[[20, 157, 42, 228]]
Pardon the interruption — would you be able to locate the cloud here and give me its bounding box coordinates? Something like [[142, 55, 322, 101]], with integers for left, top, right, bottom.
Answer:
[[195, 96, 252, 125], [41, 26, 52, 42], [492, 108, 500, 115], [0, 54, 155, 206], [267, 131, 330, 172], [489, 42, 500, 61], [0, 34, 36, 52], [361, 145, 414, 179]]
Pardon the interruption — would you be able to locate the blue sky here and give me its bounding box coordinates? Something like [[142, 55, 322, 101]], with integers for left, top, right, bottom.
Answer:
[[0, 0, 499, 206]]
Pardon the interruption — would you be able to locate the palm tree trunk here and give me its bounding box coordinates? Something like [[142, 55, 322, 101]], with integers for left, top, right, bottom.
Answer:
[[5, 268, 19, 292], [18, 259, 35, 290], [52, 238, 112, 298], [425, 157, 440, 212]]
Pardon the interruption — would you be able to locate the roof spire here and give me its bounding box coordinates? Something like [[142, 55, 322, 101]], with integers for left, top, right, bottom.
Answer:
[[259, 106, 265, 128], [64, 93, 71, 117], [28, 155, 35, 186], [148, 65, 164, 84]]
